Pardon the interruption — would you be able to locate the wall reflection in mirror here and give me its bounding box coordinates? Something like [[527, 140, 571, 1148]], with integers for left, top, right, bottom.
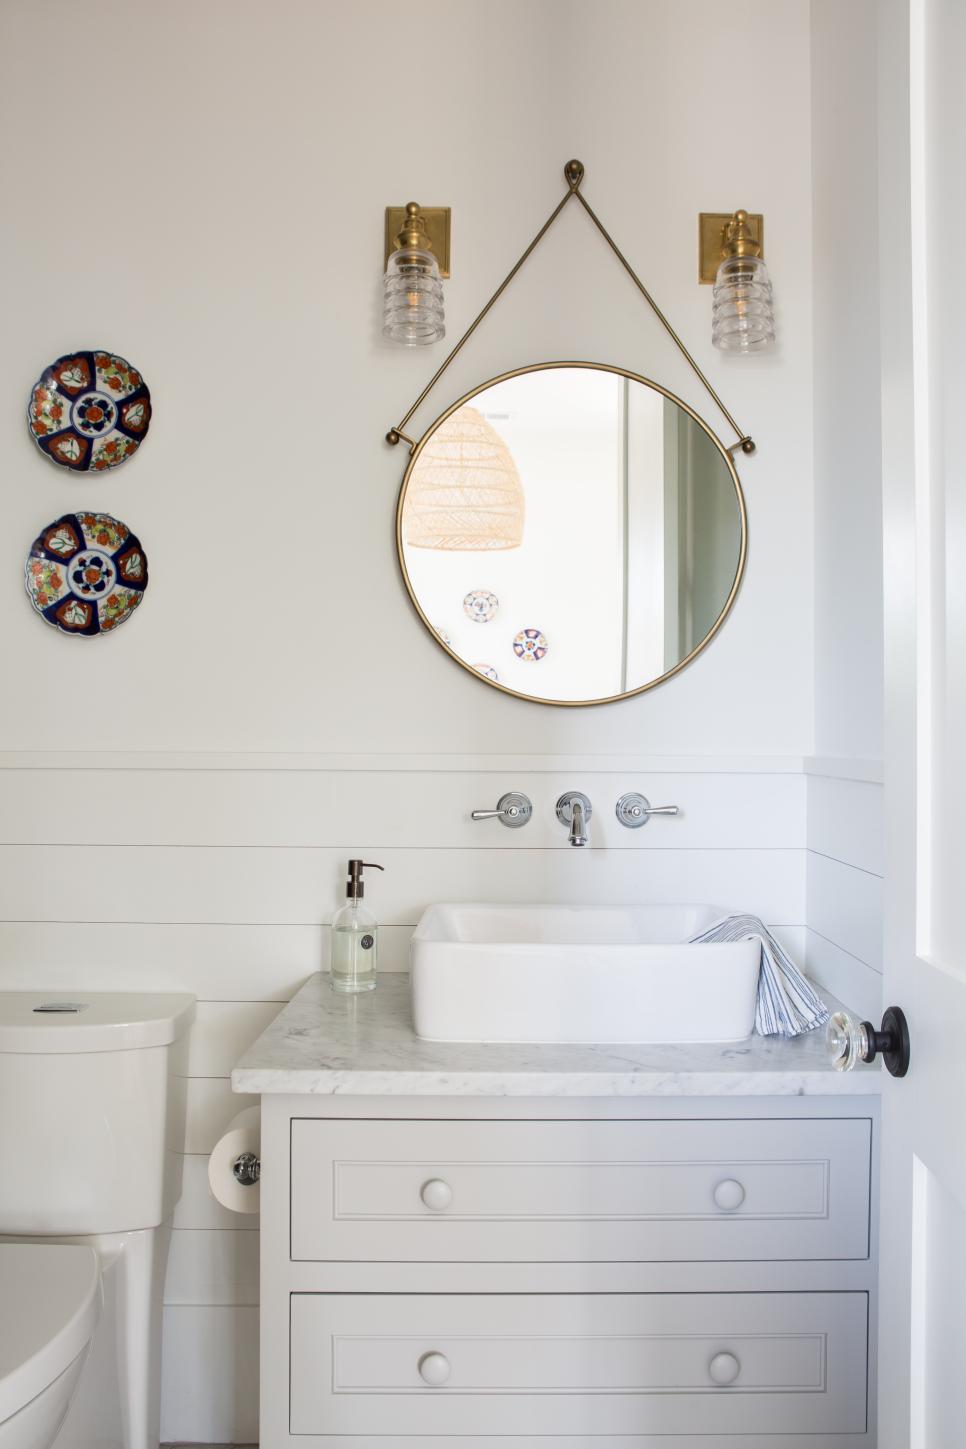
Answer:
[[398, 365, 746, 705]]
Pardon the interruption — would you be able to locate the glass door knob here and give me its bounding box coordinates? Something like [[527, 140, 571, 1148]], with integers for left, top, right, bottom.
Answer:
[[827, 1006, 910, 1078], [826, 1011, 862, 1072]]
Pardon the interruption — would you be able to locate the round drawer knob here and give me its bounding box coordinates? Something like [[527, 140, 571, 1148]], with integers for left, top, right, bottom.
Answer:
[[713, 1178, 746, 1211], [420, 1178, 453, 1211], [708, 1351, 741, 1386], [418, 1351, 451, 1386]]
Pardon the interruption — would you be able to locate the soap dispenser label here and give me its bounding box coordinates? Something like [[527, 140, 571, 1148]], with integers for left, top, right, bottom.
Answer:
[[361, 934, 374, 950]]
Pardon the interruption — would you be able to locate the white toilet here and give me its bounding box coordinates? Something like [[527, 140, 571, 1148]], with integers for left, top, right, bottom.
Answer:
[[0, 993, 195, 1449], [0, 1245, 100, 1449]]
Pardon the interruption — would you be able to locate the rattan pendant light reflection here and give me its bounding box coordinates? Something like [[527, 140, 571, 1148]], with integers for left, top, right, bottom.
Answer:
[[403, 405, 525, 550]]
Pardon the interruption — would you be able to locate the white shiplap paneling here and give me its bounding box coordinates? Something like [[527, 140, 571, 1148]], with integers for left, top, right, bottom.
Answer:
[[164, 1229, 259, 1306], [0, 920, 411, 997], [807, 772, 884, 875], [186, 1079, 259, 1156], [0, 844, 805, 926], [806, 849, 883, 968], [160, 1306, 258, 1444], [0, 767, 804, 851], [805, 772, 884, 1014], [186, 1001, 284, 1078], [804, 927, 883, 1024]]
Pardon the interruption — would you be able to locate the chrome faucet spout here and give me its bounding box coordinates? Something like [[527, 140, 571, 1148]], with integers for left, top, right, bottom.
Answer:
[[556, 792, 592, 847]]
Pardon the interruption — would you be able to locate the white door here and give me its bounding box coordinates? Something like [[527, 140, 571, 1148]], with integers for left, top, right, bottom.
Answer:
[[877, 0, 966, 1445]]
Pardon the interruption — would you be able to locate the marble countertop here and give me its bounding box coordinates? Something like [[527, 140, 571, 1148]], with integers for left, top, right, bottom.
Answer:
[[231, 973, 882, 1097]]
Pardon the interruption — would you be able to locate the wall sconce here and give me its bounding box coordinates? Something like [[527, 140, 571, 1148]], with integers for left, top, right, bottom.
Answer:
[[699, 209, 775, 353], [382, 202, 450, 346]]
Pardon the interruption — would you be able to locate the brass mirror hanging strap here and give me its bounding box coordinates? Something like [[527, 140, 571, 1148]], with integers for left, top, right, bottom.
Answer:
[[570, 186, 755, 456], [385, 161, 584, 450], [386, 159, 756, 457]]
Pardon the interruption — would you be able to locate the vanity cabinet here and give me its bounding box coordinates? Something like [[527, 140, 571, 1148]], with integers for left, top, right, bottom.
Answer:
[[260, 1097, 878, 1449]]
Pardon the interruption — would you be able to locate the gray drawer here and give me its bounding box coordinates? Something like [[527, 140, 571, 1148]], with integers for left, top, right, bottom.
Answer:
[[290, 1290, 868, 1437], [290, 1117, 871, 1262]]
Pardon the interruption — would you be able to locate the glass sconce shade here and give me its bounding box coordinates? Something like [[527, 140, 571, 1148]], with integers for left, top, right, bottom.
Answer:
[[712, 253, 775, 352], [710, 209, 774, 353], [402, 405, 524, 550], [383, 246, 445, 344], [383, 203, 445, 346]]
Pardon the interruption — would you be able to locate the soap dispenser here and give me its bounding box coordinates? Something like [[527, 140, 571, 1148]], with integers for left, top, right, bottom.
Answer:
[[331, 859, 384, 993]]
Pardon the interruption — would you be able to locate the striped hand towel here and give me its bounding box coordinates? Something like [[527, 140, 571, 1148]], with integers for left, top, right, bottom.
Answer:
[[689, 913, 830, 1038]]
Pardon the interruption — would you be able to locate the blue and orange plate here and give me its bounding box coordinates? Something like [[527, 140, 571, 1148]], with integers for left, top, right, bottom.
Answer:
[[27, 351, 151, 473], [25, 513, 148, 637]]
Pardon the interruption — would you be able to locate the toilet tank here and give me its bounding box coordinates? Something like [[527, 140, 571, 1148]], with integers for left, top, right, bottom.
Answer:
[[0, 992, 195, 1235]]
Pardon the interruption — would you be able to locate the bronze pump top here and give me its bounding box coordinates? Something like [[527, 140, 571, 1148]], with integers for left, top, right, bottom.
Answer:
[[346, 859, 384, 899]]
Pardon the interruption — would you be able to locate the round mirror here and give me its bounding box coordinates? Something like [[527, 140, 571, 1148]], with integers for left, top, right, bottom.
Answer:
[[396, 363, 746, 706]]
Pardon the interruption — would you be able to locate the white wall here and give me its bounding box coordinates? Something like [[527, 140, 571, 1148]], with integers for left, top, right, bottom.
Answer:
[[805, 0, 885, 1021], [0, 0, 832, 1441], [0, 0, 814, 758], [811, 0, 884, 763]]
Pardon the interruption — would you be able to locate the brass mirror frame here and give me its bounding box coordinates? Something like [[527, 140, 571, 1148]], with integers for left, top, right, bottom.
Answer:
[[396, 361, 748, 708]]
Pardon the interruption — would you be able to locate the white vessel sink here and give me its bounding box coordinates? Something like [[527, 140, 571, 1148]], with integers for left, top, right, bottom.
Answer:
[[410, 904, 760, 1045]]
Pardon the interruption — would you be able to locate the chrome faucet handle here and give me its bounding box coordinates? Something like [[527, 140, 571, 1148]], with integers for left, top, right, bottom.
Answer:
[[470, 791, 532, 828], [616, 792, 680, 828], [556, 792, 592, 847]]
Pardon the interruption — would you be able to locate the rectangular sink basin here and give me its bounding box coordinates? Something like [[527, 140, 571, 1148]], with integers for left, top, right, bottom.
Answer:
[[410, 904, 760, 1045]]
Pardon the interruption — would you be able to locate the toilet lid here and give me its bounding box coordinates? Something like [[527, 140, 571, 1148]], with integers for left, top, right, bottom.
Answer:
[[0, 1244, 100, 1421], [0, 992, 195, 1053]]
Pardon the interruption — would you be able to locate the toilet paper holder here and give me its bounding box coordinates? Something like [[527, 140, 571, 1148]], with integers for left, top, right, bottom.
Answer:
[[232, 1151, 261, 1187], [208, 1106, 261, 1215]]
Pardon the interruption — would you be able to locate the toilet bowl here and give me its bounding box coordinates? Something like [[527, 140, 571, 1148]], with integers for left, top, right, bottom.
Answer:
[[0, 992, 195, 1449], [0, 1244, 100, 1449]]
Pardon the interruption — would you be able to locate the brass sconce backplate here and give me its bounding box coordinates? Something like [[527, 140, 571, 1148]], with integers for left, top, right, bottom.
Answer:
[[384, 206, 452, 277], [698, 211, 764, 284]]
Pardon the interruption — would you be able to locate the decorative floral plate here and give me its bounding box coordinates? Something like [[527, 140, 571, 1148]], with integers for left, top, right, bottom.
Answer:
[[27, 351, 151, 472], [473, 663, 499, 682], [25, 513, 149, 637], [513, 627, 549, 661], [463, 589, 499, 623]]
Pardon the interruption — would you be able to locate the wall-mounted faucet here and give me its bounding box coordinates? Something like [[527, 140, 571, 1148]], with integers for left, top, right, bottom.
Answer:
[[470, 789, 677, 842], [556, 792, 592, 847]]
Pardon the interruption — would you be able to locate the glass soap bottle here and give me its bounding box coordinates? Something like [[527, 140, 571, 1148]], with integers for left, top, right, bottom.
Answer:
[[330, 860, 384, 993]]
